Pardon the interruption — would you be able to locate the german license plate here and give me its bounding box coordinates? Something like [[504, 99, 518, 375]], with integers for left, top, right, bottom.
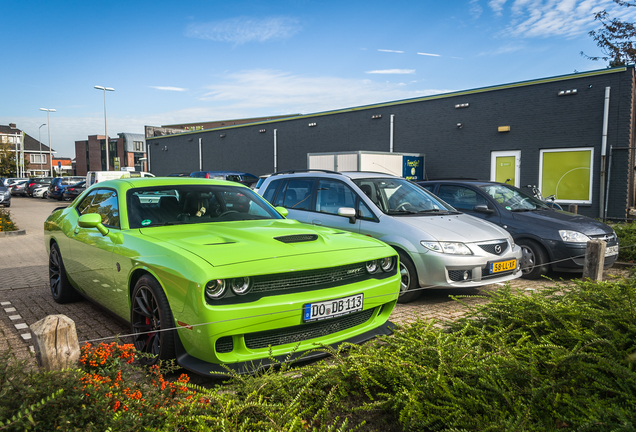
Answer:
[[605, 245, 619, 257], [490, 259, 517, 274], [303, 294, 363, 322]]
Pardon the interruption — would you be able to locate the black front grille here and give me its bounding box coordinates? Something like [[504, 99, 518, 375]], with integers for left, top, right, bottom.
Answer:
[[252, 262, 369, 293], [275, 234, 318, 243], [449, 269, 472, 282], [478, 241, 508, 256], [215, 336, 233, 353], [244, 307, 376, 349]]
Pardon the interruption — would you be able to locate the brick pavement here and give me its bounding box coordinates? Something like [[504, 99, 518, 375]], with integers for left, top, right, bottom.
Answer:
[[0, 196, 628, 369]]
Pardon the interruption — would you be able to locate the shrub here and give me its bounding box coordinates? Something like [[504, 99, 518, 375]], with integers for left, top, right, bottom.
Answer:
[[0, 209, 16, 232], [1, 278, 635, 431], [613, 221, 636, 262]]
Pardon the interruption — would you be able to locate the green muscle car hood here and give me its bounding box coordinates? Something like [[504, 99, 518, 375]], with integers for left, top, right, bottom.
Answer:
[[138, 219, 382, 267]]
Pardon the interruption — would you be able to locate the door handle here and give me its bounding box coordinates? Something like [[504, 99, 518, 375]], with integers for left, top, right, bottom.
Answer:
[[73, 227, 80, 235], [311, 220, 322, 226]]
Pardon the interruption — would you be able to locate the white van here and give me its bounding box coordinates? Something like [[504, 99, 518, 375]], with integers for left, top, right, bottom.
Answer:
[[86, 171, 154, 186]]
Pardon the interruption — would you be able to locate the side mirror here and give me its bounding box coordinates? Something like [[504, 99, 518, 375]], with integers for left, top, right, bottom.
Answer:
[[473, 204, 494, 214], [275, 206, 289, 217], [78, 213, 109, 236], [337, 207, 357, 224]]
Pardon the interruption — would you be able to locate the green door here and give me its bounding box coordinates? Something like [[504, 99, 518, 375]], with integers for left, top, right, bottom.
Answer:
[[491, 151, 520, 187]]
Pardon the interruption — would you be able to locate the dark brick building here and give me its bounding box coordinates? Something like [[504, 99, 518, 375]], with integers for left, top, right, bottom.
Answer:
[[75, 133, 146, 176], [146, 66, 636, 220]]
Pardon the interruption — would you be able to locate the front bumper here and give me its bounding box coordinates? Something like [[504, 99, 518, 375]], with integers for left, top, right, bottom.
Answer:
[[411, 244, 523, 288], [547, 239, 619, 272], [174, 320, 395, 376]]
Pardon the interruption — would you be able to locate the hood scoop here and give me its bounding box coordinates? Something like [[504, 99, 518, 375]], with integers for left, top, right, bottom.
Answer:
[[274, 234, 318, 244]]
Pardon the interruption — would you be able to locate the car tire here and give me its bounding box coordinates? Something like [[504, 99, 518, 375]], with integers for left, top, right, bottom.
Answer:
[[131, 274, 176, 365], [518, 239, 549, 280], [4, 203, 9, 208], [397, 250, 422, 303], [49, 243, 81, 304]]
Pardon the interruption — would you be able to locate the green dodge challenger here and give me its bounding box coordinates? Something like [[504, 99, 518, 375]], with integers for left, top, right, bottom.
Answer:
[[44, 177, 400, 374]]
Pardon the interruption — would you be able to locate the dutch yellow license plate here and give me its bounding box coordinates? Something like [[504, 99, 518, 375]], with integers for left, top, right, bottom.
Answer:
[[490, 259, 517, 273]]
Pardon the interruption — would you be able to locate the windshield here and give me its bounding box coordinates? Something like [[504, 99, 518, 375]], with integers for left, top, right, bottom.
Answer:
[[479, 184, 549, 211], [127, 184, 283, 228], [353, 178, 458, 215]]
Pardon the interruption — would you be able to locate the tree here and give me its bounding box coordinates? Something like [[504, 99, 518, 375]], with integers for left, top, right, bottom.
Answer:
[[582, 0, 636, 66], [0, 143, 30, 177]]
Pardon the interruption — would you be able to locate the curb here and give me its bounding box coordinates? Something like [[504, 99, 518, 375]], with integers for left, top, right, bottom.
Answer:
[[0, 230, 26, 237], [614, 261, 636, 269]]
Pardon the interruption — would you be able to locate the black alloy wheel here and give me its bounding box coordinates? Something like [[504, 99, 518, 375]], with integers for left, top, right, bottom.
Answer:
[[131, 275, 176, 365], [49, 243, 80, 303]]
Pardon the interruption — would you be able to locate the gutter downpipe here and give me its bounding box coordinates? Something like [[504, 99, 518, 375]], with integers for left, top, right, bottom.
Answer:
[[599, 86, 611, 218], [390, 115, 394, 153], [604, 145, 613, 222], [274, 129, 278, 172], [198, 138, 202, 171]]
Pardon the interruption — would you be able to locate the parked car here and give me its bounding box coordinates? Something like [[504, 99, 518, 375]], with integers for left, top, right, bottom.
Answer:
[[62, 180, 86, 201], [190, 171, 258, 187], [9, 180, 28, 197], [44, 177, 400, 374], [253, 174, 272, 193], [26, 177, 54, 197], [0, 185, 11, 207], [3, 178, 28, 187], [33, 184, 50, 199], [417, 180, 619, 279], [48, 177, 86, 201], [258, 171, 522, 303]]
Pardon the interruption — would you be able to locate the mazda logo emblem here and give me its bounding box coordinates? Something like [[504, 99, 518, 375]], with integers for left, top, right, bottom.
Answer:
[[494, 245, 502, 254]]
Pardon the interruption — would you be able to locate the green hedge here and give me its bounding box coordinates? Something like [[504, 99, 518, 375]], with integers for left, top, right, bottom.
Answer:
[[612, 222, 636, 262], [1, 277, 635, 431]]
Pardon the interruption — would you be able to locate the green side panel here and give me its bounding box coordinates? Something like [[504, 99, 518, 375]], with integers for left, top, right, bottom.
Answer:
[[541, 150, 592, 200], [495, 156, 516, 185]]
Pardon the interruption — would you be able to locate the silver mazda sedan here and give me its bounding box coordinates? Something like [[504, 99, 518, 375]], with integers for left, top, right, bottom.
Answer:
[[259, 171, 522, 302]]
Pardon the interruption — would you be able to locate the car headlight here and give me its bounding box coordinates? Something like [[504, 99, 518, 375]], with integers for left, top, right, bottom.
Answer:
[[205, 279, 226, 299], [559, 230, 590, 243], [366, 260, 379, 273], [380, 256, 395, 272], [231, 277, 251, 295], [366, 257, 396, 274], [421, 241, 473, 255], [508, 235, 515, 249]]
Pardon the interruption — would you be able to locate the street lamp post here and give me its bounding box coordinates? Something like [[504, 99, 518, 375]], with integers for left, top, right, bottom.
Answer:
[[39, 108, 56, 176], [94, 85, 115, 171], [38, 123, 46, 177]]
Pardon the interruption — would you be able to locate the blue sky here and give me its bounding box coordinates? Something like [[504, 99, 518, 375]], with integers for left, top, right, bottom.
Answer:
[[2, 0, 634, 157]]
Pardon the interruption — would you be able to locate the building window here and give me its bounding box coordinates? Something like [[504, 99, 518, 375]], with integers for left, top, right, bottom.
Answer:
[[134, 141, 144, 152], [539, 148, 593, 204], [30, 154, 47, 164]]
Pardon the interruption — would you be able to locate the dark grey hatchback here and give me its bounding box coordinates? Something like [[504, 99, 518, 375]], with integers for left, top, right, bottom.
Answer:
[[418, 180, 618, 279]]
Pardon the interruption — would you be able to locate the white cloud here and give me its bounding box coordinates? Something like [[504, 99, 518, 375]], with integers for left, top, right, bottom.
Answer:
[[470, 0, 484, 19], [149, 86, 188, 92], [417, 52, 441, 57], [2, 70, 451, 157], [492, 0, 636, 39], [489, 0, 508, 15], [366, 69, 416, 74], [378, 49, 404, 53], [185, 16, 301, 44], [198, 70, 441, 114]]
